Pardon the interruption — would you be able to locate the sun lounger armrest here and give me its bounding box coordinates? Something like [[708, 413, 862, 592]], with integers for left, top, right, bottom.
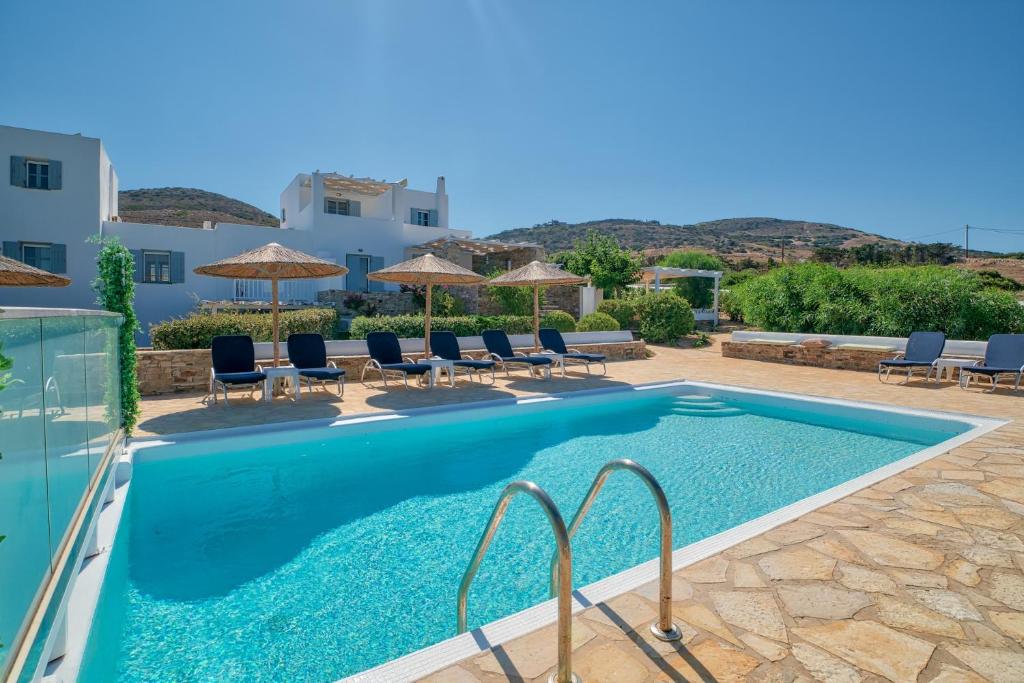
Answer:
[[461, 354, 477, 360], [403, 355, 417, 364], [486, 352, 503, 363], [567, 347, 584, 354], [327, 360, 338, 369], [513, 351, 529, 358]]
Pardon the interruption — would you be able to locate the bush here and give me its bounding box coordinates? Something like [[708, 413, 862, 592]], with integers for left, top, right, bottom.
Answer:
[[728, 263, 1024, 340], [92, 238, 141, 433], [576, 312, 620, 332], [632, 291, 696, 343], [151, 308, 339, 350], [658, 250, 727, 307], [540, 310, 576, 333], [348, 314, 533, 339], [485, 270, 540, 316], [597, 299, 637, 329]]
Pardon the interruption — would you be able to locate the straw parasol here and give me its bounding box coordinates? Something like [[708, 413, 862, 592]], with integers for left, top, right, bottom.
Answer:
[[0, 254, 71, 287], [194, 243, 347, 366], [488, 261, 587, 352], [367, 253, 485, 357]]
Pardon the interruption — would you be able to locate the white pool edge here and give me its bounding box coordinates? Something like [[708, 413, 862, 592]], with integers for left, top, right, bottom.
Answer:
[[55, 379, 1007, 683]]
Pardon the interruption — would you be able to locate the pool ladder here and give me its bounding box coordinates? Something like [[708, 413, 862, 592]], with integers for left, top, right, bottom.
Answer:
[[456, 459, 682, 683]]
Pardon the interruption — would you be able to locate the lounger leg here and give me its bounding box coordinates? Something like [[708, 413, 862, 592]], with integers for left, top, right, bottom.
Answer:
[[223, 382, 230, 406], [988, 374, 999, 393], [1015, 373, 1022, 392]]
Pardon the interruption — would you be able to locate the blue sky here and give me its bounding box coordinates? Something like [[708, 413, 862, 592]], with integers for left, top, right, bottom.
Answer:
[[2, 1, 1022, 251]]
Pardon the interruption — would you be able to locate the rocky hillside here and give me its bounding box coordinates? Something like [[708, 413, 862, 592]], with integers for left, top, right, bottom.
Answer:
[[118, 188, 279, 228], [488, 217, 904, 259]]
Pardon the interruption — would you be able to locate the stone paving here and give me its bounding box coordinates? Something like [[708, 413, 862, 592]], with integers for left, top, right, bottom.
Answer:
[[134, 336, 1024, 682]]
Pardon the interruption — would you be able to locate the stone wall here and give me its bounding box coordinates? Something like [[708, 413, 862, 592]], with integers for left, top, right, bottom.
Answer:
[[316, 289, 418, 317], [137, 339, 646, 395], [721, 340, 897, 372]]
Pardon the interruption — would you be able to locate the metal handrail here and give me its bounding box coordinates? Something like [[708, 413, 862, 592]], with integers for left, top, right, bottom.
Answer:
[[552, 458, 683, 642], [457, 481, 579, 683]]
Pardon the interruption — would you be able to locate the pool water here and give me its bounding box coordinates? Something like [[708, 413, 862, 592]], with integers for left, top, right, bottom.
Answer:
[[80, 389, 966, 682]]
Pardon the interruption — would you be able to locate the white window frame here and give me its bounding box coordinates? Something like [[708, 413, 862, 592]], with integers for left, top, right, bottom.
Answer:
[[26, 160, 49, 190], [325, 198, 351, 216], [142, 250, 172, 284], [414, 209, 430, 226], [21, 242, 53, 270]]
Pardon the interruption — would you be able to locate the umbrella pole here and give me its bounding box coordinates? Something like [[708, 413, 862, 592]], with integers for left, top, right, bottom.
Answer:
[[272, 277, 280, 367], [424, 283, 432, 358], [533, 284, 540, 352]]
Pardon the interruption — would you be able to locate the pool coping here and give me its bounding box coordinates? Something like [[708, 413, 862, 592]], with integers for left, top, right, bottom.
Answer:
[[57, 379, 1007, 683]]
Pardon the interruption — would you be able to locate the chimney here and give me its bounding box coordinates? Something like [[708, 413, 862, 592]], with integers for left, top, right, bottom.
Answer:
[[436, 176, 446, 195]]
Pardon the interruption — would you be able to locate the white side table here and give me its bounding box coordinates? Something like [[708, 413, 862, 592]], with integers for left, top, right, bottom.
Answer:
[[417, 358, 455, 388], [529, 352, 563, 377], [261, 365, 302, 401], [934, 358, 978, 383]]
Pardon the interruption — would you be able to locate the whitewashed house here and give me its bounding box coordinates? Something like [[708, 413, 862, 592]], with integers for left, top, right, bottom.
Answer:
[[0, 125, 471, 342]]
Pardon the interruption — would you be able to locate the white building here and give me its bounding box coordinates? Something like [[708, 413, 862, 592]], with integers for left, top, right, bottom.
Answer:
[[0, 125, 470, 342]]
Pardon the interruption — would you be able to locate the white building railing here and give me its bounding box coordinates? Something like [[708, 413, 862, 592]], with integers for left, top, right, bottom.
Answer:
[[233, 278, 318, 304]]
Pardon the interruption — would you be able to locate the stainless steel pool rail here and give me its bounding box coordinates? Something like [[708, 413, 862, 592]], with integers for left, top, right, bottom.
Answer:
[[457, 481, 580, 683], [551, 458, 683, 642]]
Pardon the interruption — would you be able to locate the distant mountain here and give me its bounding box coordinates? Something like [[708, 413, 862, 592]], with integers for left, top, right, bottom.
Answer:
[[487, 217, 905, 259], [118, 188, 279, 228]]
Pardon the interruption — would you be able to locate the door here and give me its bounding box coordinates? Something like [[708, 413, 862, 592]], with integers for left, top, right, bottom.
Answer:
[[345, 254, 370, 292]]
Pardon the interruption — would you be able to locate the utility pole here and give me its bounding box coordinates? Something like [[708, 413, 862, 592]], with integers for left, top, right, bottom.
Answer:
[[780, 238, 785, 263], [964, 224, 969, 260]]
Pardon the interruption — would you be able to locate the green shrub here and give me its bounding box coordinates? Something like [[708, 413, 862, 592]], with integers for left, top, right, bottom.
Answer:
[[540, 310, 576, 333], [92, 238, 141, 434], [633, 291, 696, 343], [150, 308, 339, 350], [658, 250, 727, 307], [597, 299, 636, 329], [728, 263, 1024, 340], [576, 312, 620, 332], [348, 314, 533, 339], [485, 270, 541, 315]]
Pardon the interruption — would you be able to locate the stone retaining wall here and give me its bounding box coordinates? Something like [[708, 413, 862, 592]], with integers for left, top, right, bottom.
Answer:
[[137, 340, 646, 395], [721, 340, 898, 372]]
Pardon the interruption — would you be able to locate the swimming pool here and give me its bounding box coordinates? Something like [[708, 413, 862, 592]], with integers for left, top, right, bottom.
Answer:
[[73, 381, 993, 682]]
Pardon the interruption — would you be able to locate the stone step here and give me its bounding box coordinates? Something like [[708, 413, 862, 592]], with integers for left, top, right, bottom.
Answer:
[[671, 406, 746, 417]]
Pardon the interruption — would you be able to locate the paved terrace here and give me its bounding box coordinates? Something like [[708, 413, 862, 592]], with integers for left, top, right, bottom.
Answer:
[[135, 337, 1024, 682]]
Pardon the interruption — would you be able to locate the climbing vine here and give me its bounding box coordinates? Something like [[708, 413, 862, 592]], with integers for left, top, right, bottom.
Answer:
[[91, 236, 141, 434]]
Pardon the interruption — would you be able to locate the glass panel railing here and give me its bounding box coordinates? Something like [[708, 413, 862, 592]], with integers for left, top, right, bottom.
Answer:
[[0, 310, 122, 677]]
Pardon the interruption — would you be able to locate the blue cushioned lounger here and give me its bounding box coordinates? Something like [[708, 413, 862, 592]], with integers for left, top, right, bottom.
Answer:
[[430, 331, 496, 383], [539, 328, 607, 376], [877, 331, 945, 384], [481, 329, 552, 379], [362, 331, 430, 388], [959, 334, 1024, 392], [210, 335, 267, 405], [287, 333, 345, 396]]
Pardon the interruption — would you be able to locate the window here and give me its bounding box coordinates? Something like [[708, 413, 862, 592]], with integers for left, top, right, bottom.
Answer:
[[21, 243, 53, 271], [325, 198, 350, 215], [143, 251, 171, 283], [281, 208, 286, 222], [26, 161, 49, 189], [413, 209, 430, 226]]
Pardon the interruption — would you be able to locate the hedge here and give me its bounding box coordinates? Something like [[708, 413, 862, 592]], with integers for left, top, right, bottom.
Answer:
[[151, 309, 339, 350], [632, 291, 696, 343], [349, 314, 533, 339], [728, 263, 1024, 340], [597, 299, 636, 329], [577, 312, 620, 332], [540, 310, 576, 333]]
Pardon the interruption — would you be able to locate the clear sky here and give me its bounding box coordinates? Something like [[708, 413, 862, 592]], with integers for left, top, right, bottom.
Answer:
[[2, 1, 1022, 251]]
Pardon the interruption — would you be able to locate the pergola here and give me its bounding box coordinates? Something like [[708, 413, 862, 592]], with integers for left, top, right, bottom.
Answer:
[[640, 266, 724, 327]]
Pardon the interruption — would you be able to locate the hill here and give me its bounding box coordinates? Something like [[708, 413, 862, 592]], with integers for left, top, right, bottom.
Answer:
[[488, 217, 904, 260], [118, 188, 279, 228]]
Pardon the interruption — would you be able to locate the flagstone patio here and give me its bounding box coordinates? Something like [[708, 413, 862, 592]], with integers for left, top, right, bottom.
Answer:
[[134, 336, 1024, 682]]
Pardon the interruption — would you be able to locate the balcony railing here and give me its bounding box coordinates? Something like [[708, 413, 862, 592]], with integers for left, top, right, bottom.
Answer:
[[233, 279, 317, 304]]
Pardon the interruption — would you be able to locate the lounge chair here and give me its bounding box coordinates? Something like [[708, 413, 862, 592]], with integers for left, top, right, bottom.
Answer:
[[361, 331, 431, 388], [959, 334, 1024, 392], [209, 335, 267, 405], [287, 333, 345, 396], [430, 331, 496, 383], [481, 329, 552, 379], [539, 328, 607, 376], [877, 331, 945, 384]]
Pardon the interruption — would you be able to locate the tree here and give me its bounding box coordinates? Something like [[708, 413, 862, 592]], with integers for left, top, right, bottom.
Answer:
[[657, 250, 726, 308], [484, 268, 540, 315], [554, 232, 642, 294], [91, 237, 141, 434]]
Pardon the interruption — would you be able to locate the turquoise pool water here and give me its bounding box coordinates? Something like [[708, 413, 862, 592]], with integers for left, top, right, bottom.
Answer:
[[80, 388, 967, 682]]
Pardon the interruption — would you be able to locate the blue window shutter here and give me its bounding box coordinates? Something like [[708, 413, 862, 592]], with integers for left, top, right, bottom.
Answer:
[[428, 209, 438, 227], [349, 200, 361, 217], [50, 244, 67, 273], [170, 251, 185, 283], [10, 156, 26, 187], [410, 208, 418, 224], [3, 241, 19, 259], [48, 160, 62, 190], [130, 250, 144, 282], [368, 256, 385, 292]]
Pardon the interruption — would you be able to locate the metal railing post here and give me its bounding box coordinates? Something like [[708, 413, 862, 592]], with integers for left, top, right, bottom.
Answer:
[[552, 458, 682, 642], [458, 481, 580, 683]]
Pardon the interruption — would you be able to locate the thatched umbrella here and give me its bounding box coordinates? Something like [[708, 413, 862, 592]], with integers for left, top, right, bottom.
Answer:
[[367, 253, 485, 357], [0, 254, 71, 287], [194, 243, 347, 366], [489, 261, 587, 352]]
